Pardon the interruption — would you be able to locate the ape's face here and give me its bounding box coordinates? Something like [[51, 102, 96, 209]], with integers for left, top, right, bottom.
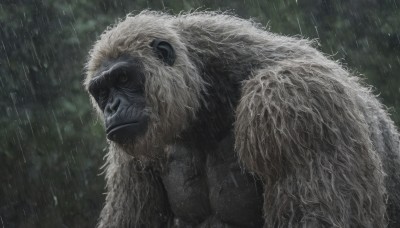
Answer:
[[88, 56, 148, 144], [87, 39, 176, 145], [85, 15, 205, 156]]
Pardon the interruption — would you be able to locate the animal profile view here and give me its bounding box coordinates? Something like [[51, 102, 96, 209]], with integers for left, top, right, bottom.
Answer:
[[84, 11, 400, 228]]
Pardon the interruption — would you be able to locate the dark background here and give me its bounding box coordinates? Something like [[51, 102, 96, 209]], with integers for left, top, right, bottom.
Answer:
[[1, 0, 399, 227]]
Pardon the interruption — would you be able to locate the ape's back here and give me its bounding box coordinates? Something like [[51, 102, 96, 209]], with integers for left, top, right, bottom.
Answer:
[[175, 12, 327, 80], [358, 92, 400, 226]]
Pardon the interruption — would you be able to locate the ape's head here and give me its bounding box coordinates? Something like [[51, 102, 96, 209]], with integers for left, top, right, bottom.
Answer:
[[84, 12, 204, 156]]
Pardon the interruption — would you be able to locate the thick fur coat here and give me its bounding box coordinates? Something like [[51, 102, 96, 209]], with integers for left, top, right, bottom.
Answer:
[[85, 11, 400, 227]]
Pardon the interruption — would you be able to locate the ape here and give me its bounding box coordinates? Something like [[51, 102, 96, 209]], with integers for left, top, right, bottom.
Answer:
[[85, 11, 400, 228]]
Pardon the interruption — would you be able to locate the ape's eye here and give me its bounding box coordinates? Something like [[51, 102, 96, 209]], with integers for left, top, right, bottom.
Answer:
[[118, 74, 129, 84]]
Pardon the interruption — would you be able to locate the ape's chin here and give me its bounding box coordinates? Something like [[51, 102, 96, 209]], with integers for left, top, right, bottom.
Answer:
[[106, 121, 147, 144]]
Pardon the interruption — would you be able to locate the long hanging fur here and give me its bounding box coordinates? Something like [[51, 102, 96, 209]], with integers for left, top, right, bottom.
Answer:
[[97, 145, 171, 227], [85, 11, 400, 228]]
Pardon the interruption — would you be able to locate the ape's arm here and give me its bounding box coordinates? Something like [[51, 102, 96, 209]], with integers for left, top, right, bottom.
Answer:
[[97, 147, 171, 228], [234, 62, 387, 227]]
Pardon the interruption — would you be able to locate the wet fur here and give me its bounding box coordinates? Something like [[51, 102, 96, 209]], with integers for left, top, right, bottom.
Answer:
[[85, 11, 400, 227]]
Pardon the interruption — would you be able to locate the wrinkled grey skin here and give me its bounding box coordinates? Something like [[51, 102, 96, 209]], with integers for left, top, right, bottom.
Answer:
[[85, 11, 400, 228]]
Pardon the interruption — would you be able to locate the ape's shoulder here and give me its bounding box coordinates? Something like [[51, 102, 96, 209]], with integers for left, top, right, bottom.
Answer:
[[171, 12, 328, 77]]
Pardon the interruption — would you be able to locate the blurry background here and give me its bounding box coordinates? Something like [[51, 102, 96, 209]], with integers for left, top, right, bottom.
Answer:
[[1, 0, 399, 227]]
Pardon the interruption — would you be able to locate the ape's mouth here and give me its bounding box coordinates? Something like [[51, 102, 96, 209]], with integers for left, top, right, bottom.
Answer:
[[106, 122, 139, 134], [106, 120, 148, 143]]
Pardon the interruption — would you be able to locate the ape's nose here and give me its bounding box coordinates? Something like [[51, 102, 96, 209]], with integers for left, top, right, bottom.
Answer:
[[105, 97, 121, 116]]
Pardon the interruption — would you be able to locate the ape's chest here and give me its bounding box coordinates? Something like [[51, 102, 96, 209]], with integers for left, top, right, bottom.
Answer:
[[161, 137, 264, 227]]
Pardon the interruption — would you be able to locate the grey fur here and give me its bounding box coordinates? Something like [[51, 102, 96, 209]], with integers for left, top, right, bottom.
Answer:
[[85, 11, 400, 228]]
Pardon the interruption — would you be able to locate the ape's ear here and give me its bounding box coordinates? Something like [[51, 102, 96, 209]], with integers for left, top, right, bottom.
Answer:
[[150, 39, 175, 66]]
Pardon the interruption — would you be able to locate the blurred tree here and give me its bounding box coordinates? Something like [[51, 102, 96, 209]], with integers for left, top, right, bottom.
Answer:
[[0, 0, 398, 227]]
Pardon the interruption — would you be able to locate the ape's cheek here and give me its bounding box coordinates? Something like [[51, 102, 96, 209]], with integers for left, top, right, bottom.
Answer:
[[106, 120, 148, 144]]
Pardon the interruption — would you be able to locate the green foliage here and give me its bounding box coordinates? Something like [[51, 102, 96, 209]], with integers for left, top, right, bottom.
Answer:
[[0, 0, 398, 227]]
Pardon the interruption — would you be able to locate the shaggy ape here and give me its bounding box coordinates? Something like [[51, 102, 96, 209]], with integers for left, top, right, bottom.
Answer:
[[85, 11, 400, 228]]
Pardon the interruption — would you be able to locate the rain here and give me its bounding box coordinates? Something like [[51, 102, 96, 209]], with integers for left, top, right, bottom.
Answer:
[[1, 0, 399, 227]]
